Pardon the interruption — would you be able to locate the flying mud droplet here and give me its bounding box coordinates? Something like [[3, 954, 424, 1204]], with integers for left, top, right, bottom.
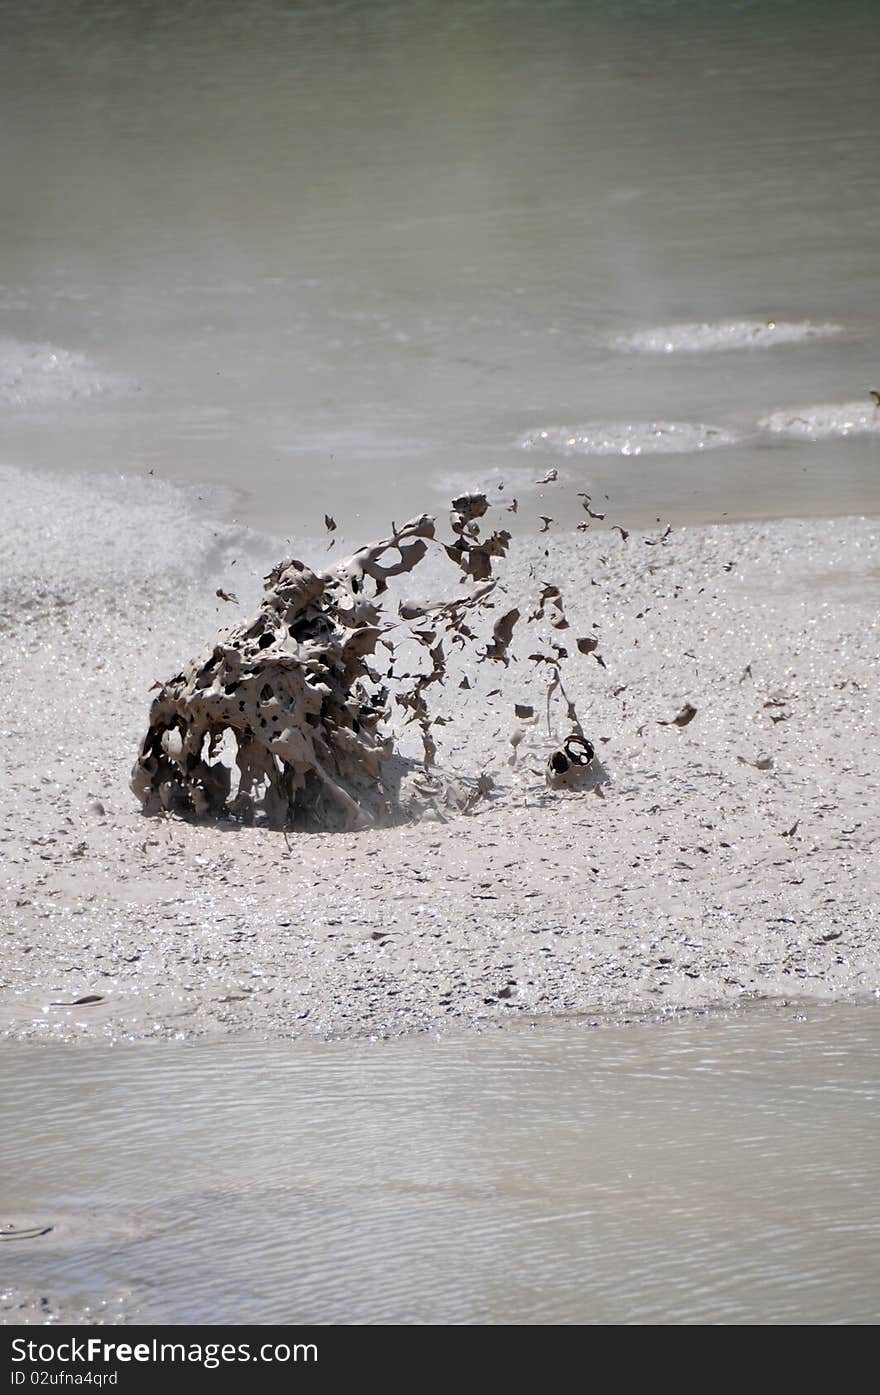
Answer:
[[483, 608, 520, 666], [658, 703, 697, 728], [50, 994, 104, 1006]]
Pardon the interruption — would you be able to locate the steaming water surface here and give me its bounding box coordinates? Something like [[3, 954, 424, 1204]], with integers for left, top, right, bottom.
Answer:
[[1, 0, 879, 530], [3, 1004, 879, 1325]]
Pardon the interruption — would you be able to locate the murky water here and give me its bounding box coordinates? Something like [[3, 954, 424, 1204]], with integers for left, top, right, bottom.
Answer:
[[1, 0, 879, 530], [3, 1003, 879, 1325]]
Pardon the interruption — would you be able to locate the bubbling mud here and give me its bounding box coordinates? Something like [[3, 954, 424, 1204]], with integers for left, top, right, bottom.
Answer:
[[131, 496, 598, 831], [519, 421, 737, 456], [759, 400, 880, 439], [0, 338, 132, 407], [610, 319, 842, 354]]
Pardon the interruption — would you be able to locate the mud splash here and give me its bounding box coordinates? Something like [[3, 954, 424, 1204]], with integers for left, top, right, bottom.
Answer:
[[130, 493, 613, 830]]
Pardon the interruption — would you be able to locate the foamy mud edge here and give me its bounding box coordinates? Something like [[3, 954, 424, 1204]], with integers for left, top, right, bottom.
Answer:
[[518, 421, 738, 456], [759, 401, 880, 439], [1, 464, 879, 1046], [609, 319, 843, 354], [0, 339, 138, 407]]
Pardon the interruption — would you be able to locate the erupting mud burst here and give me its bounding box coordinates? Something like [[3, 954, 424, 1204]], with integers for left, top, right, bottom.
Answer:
[[130, 495, 600, 832]]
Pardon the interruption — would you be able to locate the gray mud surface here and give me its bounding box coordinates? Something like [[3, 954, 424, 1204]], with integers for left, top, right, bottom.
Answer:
[[1, 468, 878, 1043]]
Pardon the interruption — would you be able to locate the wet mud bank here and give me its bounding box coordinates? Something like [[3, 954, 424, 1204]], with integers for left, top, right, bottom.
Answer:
[[1, 468, 877, 1045]]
